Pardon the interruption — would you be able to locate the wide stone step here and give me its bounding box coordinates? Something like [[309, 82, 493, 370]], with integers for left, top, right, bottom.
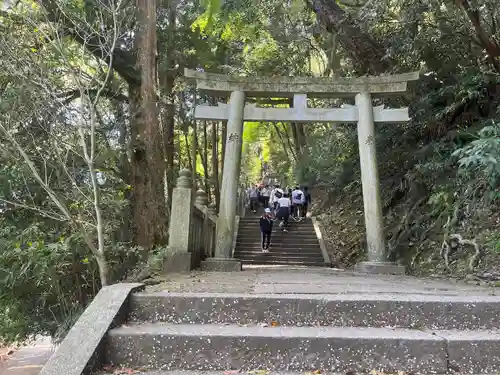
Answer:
[[128, 292, 500, 330], [237, 237, 318, 243], [240, 221, 313, 225], [234, 252, 323, 258], [105, 323, 500, 373], [235, 245, 322, 252], [239, 230, 316, 235], [236, 232, 318, 243], [234, 250, 323, 256], [234, 251, 323, 257], [236, 238, 319, 243], [239, 221, 314, 227], [237, 259, 327, 266], [98, 371, 325, 375], [238, 230, 315, 234], [236, 238, 319, 244], [234, 256, 325, 264], [237, 230, 317, 236], [239, 218, 314, 224]]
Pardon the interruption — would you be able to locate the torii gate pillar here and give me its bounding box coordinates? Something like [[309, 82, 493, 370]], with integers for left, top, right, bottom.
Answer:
[[354, 92, 404, 275], [202, 91, 245, 272]]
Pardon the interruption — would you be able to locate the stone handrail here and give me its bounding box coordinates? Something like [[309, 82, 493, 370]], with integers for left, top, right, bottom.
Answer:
[[165, 169, 217, 272]]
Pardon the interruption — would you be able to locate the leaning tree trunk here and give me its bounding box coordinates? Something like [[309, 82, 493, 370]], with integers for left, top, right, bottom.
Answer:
[[191, 120, 198, 191], [131, 0, 167, 251], [308, 0, 393, 74], [202, 121, 210, 196], [161, 0, 178, 212], [211, 121, 220, 212], [220, 120, 227, 187]]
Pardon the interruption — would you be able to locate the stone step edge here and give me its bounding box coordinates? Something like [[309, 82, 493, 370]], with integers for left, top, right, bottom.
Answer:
[[106, 324, 500, 373], [98, 372, 453, 375], [236, 258, 324, 260], [238, 262, 326, 264], [97, 372, 393, 375], [234, 251, 323, 253], [132, 291, 500, 303], [235, 257, 324, 260], [107, 322, 500, 341]]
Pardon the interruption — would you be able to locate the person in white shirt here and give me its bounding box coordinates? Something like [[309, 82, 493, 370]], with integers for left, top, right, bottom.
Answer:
[[276, 193, 291, 231], [291, 185, 305, 218], [271, 184, 284, 213]]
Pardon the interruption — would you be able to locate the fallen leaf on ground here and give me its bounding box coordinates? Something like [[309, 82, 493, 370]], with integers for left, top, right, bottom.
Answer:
[[271, 321, 279, 327], [224, 370, 240, 375]]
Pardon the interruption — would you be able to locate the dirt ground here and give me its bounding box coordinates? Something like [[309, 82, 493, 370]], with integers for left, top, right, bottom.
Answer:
[[0, 337, 54, 375]]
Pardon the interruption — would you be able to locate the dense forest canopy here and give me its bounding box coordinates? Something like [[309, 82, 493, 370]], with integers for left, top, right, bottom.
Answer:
[[0, 0, 499, 343]]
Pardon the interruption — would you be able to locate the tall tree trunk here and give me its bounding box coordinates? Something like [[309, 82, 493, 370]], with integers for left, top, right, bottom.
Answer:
[[160, 0, 177, 213], [202, 121, 210, 196], [288, 98, 307, 158], [457, 0, 500, 72], [220, 120, 227, 187], [272, 123, 294, 162], [132, 0, 167, 251], [308, 0, 393, 74], [211, 121, 220, 212], [115, 98, 131, 243], [191, 121, 198, 190], [184, 131, 193, 171]]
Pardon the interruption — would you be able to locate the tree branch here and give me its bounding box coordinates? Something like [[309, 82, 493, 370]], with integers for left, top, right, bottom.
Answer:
[[306, 0, 393, 74], [37, 0, 141, 86], [58, 88, 129, 104]]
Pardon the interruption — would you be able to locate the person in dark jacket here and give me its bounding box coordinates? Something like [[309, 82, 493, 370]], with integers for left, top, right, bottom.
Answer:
[[303, 186, 312, 218], [259, 208, 274, 252]]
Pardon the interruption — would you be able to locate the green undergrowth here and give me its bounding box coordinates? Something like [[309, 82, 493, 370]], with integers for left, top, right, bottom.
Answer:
[[310, 74, 500, 278]]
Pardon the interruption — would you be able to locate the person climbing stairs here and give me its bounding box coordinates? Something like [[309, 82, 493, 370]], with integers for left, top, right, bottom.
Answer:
[[234, 210, 328, 266]]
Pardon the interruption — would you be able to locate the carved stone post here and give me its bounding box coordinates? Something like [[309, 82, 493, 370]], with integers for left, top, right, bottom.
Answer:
[[354, 92, 405, 275], [195, 189, 209, 207], [203, 90, 245, 271], [164, 169, 193, 273]]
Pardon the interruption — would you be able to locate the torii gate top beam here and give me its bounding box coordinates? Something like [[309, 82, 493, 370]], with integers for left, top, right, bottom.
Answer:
[[184, 68, 420, 98]]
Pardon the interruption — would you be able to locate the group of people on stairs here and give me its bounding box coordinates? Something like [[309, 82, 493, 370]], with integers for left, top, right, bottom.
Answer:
[[246, 183, 312, 252]]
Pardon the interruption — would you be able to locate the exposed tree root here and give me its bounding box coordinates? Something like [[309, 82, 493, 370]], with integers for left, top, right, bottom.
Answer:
[[441, 233, 481, 271]]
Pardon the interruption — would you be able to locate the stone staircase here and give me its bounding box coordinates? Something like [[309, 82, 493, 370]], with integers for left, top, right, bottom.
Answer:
[[101, 286, 500, 374], [234, 212, 328, 266]]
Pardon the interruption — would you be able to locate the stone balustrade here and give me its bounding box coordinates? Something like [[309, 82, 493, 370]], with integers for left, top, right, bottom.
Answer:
[[164, 169, 217, 272]]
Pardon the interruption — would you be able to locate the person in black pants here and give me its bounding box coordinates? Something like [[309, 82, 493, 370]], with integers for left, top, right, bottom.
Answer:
[[276, 193, 291, 232], [259, 208, 274, 252], [303, 186, 312, 218]]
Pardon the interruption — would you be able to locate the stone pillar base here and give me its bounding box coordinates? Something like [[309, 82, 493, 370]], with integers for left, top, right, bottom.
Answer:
[[163, 252, 192, 273], [355, 261, 405, 275], [201, 258, 242, 272]]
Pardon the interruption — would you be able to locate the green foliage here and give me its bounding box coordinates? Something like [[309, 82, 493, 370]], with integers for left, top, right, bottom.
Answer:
[[453, 121, 500, 189], [0, 219, 142, 342], [295, 126, 358, 188]]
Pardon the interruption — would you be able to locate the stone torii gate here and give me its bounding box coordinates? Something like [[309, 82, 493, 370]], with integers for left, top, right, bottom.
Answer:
[[184, 68, 419, 274]]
